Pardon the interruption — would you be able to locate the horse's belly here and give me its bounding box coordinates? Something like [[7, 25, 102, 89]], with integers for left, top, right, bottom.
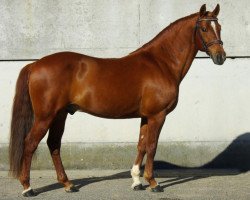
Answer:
[[72, 87, 141, 119], [78, 101, 141, 119]]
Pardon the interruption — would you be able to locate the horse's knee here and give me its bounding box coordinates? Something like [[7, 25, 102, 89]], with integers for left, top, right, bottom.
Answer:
[[146, 143, 157, 155], [137, 145, 146, 154]]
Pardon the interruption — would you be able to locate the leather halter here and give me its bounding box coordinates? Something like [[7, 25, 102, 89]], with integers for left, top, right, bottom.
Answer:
[[195, 17, 223, 55]]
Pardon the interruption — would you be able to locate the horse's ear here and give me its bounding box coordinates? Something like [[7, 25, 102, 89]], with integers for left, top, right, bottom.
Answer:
[[199, 4, 206, 16], [212, 4, 220, 17]]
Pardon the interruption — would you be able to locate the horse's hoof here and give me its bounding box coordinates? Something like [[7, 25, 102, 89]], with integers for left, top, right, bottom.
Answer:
[[133, 183, 143, 191], [150, 185, 164, 192], [22, 189, 36, 197], [65, 185, 79, 193]]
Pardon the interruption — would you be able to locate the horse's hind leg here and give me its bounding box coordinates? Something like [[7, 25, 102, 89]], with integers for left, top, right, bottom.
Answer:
[[131, 118, 147, 190], [47, 110, 78, 193], [20, 115, 55, 197]]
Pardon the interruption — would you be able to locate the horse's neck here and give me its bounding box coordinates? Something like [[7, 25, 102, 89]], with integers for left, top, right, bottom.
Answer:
[[141, 14, 199, 83]]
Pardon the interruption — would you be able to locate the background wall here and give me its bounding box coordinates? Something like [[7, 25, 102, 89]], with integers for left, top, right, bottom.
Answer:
[[0, 0, 250, 170]]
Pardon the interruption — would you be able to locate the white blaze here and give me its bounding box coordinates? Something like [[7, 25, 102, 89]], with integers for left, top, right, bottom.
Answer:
[[211, 21, 219, 39]]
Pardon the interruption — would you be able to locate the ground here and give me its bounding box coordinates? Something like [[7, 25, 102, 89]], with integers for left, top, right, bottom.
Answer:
[[0, 170, 249, 200]]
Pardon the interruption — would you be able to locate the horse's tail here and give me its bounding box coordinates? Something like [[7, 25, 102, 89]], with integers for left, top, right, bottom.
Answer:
[[9, 64, 34, 178]]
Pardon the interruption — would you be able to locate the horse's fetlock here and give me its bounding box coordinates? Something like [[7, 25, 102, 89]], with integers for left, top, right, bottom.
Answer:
[[19, 176, 30, 187], [143, 171, 151, 181], [57, 175, 68, 184]]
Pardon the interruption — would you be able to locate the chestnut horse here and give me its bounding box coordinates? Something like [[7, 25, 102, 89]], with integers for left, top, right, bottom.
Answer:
[[9, 4, 226, 197]]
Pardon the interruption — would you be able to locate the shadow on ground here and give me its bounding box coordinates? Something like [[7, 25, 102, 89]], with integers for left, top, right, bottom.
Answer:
[[34, 132, 250, 194]]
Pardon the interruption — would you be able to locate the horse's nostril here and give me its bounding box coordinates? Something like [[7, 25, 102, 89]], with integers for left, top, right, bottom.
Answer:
[[215, 53, 225, 65], [217, 54, 222, 61], [217, 54, 222, 63]]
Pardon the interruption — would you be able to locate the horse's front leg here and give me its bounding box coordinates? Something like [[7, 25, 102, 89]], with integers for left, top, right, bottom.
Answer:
[[144, 111, 166, 192]]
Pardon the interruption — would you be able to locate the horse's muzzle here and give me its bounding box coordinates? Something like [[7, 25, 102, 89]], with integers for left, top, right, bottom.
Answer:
[[211, 52, 226, 65]]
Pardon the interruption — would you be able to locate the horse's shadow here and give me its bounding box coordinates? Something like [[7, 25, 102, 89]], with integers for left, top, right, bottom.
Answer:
[[34, 132, 250, 194]]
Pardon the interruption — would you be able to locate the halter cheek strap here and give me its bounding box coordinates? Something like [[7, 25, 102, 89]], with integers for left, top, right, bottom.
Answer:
[[195, 18, 223, 55]]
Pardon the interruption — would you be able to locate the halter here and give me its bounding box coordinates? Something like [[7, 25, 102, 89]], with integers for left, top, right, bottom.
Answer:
[[195, 17, 223, 55]]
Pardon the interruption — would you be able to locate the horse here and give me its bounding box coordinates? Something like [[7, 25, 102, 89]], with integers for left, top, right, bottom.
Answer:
[[9, 4, 226, 197]]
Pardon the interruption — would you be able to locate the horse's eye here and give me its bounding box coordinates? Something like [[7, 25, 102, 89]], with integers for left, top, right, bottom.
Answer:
[[202, 27, 207, 32]]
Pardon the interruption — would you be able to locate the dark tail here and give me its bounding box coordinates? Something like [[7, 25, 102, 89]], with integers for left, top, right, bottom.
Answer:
[[9, 64, 34, 178]]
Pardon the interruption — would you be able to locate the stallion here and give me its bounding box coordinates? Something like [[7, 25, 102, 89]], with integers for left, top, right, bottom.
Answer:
[[9, 4, 226, 196]]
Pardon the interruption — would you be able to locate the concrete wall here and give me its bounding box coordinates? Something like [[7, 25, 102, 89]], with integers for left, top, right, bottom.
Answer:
[[0, 1, 250, 169], [1, 0, 250, 58]]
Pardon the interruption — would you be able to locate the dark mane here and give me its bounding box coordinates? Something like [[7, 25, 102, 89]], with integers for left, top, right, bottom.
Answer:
[[130, 13, 199, 54]]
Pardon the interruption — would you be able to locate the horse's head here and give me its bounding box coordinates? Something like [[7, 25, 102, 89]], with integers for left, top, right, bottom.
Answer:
[[195, 4, 226, 65]]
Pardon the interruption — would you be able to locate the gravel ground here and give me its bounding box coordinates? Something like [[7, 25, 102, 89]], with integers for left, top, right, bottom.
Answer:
[[0, 170, 249, 200]]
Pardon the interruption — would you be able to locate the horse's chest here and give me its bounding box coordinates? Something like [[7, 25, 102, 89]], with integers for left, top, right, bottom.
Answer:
[[140, 84, 179, 116]]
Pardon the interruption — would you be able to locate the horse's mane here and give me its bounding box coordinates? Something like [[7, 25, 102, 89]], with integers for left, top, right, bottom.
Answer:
[[130, 12, 199, 54]]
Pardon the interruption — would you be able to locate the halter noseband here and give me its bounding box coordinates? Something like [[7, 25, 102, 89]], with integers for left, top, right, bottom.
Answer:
[[195, 18, 223, 55]]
